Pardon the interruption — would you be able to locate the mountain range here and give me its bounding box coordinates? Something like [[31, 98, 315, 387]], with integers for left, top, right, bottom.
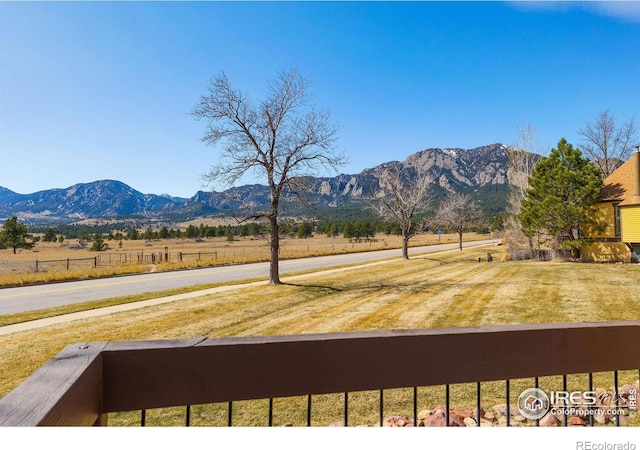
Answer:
[[0, 143, 534, 225]]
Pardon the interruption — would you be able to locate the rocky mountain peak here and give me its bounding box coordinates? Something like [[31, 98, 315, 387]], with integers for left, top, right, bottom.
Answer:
[[0, 143, 538, 224]]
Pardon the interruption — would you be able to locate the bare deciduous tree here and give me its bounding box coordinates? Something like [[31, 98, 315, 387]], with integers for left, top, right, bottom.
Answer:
[[578, 108, 639, 177], [507, 123, 541, 214], [191, 69, 345, 284], [430, 192, 483, 251], [369, 167, 431, 260], [505, 123, 542, 259]]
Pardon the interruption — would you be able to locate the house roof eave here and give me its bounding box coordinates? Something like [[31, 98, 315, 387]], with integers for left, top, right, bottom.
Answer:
[[618, 195, 640, 207]]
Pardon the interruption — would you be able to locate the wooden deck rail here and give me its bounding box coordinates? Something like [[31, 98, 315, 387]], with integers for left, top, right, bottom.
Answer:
[[1, 321, 639, 426]]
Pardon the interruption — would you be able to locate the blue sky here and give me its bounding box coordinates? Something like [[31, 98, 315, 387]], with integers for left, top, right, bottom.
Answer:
[[1, 1, 639, 198]]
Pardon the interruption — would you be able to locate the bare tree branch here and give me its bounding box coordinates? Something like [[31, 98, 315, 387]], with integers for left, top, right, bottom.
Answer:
[[369, 166, 431, 259], [429, 192, 483, 251], [578, 108, 639, 177], [504, 123, 543, 258]]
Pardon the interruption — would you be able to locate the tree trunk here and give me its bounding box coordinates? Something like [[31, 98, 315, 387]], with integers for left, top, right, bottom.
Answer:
[[401, 232, 409, 260], [572, 247, 580, 259], [458, 231, 463, 251], [528, 236, 534, 259], [269, 214, 281, 285]]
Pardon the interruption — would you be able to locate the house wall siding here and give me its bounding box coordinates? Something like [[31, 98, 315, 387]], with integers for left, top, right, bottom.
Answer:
[[621, 205, 640, 242], [584, 203, 616, 238], [582, 242, 630, 262]]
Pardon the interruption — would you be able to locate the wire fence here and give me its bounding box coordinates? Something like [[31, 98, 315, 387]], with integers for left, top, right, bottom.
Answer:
[[0, 235, 465, 277]]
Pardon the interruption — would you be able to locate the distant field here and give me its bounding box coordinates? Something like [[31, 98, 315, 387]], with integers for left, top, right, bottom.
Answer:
[[1, 245, 638, 426], [0, 232, 483, 287]]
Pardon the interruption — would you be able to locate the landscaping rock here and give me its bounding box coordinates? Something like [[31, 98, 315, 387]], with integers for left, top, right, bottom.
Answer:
[[449, 412, 466, 427], [383, 415, 411, 427], [619, 384, 636, 397], [463, 417, 477, 427], [452, 409, 471, 419], [492, 404, 507, 417], [618, 415, 630, 426], [593, 411, 608, 425], [471, 407, 485, 420], [492, 403, 516, 418], [421, 410, 464, 427], [480, 418, 495, 427], [539, 413, 559, 427], [423, 411, 446, 427], [569, 416, 586, 426]]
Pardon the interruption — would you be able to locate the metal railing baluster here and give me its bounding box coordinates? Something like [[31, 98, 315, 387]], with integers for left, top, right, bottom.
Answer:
[[344, 392, 348, 427], [413, 387, 418, 427], [535, 377, 539, 427], [445, 384, 450, 427], [588, 373, 594, 427], [505, 379, 510, 427], [614, 371, 620, 427], [563, 375, 568, 427], [477, 382, 481, 427], [379, 390, 384, 426]]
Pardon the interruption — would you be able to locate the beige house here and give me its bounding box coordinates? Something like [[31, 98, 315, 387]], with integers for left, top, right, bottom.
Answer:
[[582, 150, 640, 262]]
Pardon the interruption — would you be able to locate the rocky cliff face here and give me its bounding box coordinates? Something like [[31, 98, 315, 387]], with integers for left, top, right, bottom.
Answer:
[[0, 144, 538, 224], [306, 143, 520, 200]]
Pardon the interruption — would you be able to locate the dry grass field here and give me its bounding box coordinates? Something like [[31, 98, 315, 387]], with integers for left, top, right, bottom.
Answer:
[[0, 232, 477, 287], [1, 244, 638, 427]]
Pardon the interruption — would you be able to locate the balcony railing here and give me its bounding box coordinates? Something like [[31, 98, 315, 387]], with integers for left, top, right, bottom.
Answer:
[[0, 321, 639, 426]]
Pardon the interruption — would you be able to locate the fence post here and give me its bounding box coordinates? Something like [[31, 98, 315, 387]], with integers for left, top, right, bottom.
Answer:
[[94, 257, 97, 268], [35, 260, 39, 272], [66, 258, 70, 270]]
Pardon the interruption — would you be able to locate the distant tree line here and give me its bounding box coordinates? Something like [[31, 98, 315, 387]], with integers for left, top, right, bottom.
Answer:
[[22, 218, 493, 251]]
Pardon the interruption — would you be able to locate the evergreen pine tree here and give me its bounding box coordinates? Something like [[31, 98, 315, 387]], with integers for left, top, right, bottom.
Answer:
[[0, 216, 35, 254], [519, 138, 603, 257]]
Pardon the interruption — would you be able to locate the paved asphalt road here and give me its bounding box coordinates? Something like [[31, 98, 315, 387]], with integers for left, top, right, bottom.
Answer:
[[0, 240, 495, 315]]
